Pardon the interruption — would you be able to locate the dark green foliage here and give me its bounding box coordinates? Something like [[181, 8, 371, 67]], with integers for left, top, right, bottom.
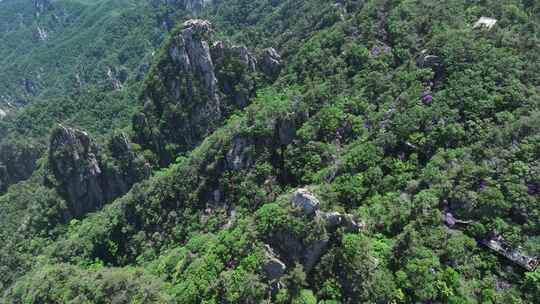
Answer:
[[0, 0, 539, 302]]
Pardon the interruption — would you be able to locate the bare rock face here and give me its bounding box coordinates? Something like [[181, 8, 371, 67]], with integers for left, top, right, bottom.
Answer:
[[49, 125, 104, 218], [174, 19, 219, 99], [263, 245, 287, 281], [417, 49, 441, 69], [34, 0, 51, 16], [134, 19, 283, 167], [0, 141, 43, 193], [291, 188, 321, 216], [319, 210, 363, 232], [185, 0, 212, 14], [259, 48, 282, 80], [48, 126, 148, 218]]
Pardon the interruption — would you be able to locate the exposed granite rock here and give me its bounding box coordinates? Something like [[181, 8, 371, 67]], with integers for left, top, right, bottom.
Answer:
[[34, 26, 48, 41], [48, 125, 104, 218], [291, 188, 321, 216], [134, 19, 281, 167], [34, 0, 51, 16], [263, 245, 286, 281], [259, 48, 282, 80], [48, 126, 148, 218], [211, 41, 258, 108], [319, 211, 363, 232], [417, 50, 441, 69], [176, 19, 218, 98], [185, 0, 211, 14], [266, 189, 365, 273], [103, 132, 151, 201]]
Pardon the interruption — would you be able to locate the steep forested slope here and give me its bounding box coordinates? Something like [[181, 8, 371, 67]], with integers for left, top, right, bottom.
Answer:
[[0, 0, 199, 191], [1, 0, 540, 303]]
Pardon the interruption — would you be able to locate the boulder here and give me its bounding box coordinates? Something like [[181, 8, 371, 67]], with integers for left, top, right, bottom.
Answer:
[[318, 210, 363, 232], [417, 50, 441, 69], [263, 245, 286, 281], [473, 17, 497, 30], [291, 188, 320, 216]]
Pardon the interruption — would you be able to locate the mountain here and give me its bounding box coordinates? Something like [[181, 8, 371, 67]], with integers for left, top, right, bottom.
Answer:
[[0, 0, 540, 303]]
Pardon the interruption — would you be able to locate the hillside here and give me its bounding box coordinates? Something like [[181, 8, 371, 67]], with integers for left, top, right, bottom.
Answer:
[[1, 0, 540, 303]]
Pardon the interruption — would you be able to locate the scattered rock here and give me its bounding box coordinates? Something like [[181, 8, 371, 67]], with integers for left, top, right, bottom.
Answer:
[[185, 0, 211, 14], [291, 188, 321, 216], [106, 67, 123, 90], [318, 210, 363, 232], [34, 26, 48, 41], [231, 45, 257, 72]]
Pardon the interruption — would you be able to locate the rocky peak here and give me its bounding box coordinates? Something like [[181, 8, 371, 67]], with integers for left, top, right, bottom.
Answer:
[[182, 19, 212, 35], [49, 125, 104, 218], [48, 126, 147, 218], [134, 18, 282, 166]]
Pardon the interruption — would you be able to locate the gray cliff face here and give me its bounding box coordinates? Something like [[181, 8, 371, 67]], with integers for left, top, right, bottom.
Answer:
[[0, 141, 44, 193], [259, 47, 282, 80], [49, 125, 104, 218], [48, 126, 149, 218], [173, 19, 219, 99]]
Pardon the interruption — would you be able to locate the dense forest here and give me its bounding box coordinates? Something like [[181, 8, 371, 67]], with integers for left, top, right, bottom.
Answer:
[[0, 0, 539, 303]]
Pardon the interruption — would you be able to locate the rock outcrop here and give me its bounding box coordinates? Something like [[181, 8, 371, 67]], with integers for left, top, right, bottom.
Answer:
[[48, 126, 148, 218], [263, 245, 286, 281], [134, 19, 280, 166], [48, 125, 104, 218], [291, 188, 321, 216], [417, 49, 441, 69], [268, 189, 365, 273], [34, 0, 51, 16], [259, 48, 282, 80], [0, 141, 43, 193]]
